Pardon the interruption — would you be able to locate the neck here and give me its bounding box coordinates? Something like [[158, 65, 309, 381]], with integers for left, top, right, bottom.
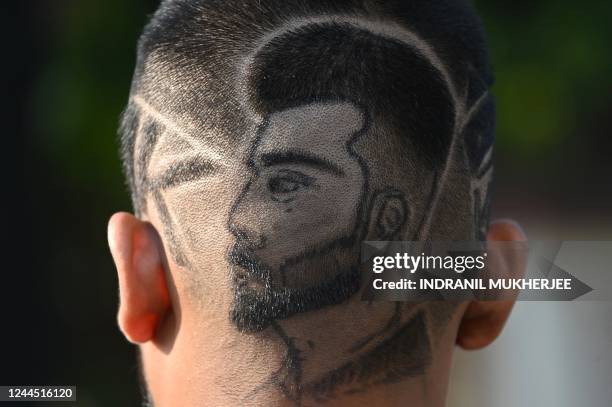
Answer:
[[141, 295, 460, 407]]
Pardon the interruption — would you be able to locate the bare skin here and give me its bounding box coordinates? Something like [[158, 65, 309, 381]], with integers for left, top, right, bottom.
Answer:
[[109, 196, 525, 407]]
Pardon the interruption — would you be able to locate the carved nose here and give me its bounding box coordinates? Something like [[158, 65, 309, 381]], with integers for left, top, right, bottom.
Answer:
[[229, 181, 265, 248], [229, 220, 265, 249]]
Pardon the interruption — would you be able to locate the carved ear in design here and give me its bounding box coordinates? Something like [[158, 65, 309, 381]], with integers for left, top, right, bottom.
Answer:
[[368, 189, 409, 241]]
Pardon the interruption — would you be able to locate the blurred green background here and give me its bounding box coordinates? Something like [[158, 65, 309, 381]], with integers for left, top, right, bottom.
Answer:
[[9, 0, 612, 405]]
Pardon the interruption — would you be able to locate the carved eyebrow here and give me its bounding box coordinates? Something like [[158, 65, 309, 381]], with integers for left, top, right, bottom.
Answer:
[[151, 156, 219, 190], [259, 151, 345, 176]]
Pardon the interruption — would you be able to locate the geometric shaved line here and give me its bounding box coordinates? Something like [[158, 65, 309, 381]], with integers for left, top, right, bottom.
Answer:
[[417, 89, 491, 240], [132, 95, 227, 165], [152, 188, 189, 267], [471, 151, 493, 241], [457, 91, 491, 139], [150, 155, 220, 191], [476, 145, 493, 179], [130, 95, 232, 264], [130, 95, 230, 266]]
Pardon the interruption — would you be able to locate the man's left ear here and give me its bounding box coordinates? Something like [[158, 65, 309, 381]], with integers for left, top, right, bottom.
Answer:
[[108, 212, 171, 344], [367, 189, 409, 240], [456, 220, 527, 350]]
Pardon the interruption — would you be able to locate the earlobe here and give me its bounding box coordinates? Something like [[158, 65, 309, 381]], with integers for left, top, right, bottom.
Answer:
[[456, 220, 527, 350], [108, 212, 171, 344], [456, 300, 515, 350]]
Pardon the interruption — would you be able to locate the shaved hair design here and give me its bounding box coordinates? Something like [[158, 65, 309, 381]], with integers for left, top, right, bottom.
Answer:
[[119, 0, 496, 403]]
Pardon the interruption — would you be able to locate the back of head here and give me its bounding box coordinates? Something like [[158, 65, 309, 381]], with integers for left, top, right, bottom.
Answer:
[[113, 1, 500, 405]]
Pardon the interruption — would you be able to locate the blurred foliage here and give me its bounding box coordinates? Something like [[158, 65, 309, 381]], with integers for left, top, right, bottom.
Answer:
[[30, 0, 157, 201], [18, 0, 612, 405], [475, 0, 612, 156]]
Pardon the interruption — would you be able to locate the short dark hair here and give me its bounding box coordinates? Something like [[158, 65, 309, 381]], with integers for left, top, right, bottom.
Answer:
[[249, 22, 454, 170], [120, 0, 495, 226]]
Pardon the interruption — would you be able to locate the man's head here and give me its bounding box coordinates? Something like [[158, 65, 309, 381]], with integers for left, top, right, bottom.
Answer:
[[108, 1, 525, 405]]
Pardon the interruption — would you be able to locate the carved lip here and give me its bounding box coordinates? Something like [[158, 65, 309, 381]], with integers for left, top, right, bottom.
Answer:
[[228, 244, 270, 279], [231, 264, 267, 293]]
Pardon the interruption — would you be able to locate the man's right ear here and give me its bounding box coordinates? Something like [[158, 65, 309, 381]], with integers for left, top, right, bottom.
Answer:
[[107, 212, 170, 344]]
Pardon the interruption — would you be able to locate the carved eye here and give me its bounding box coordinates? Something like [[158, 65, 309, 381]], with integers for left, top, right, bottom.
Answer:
[[267, 170, 314, 202], [269, 177, 300, 194]]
